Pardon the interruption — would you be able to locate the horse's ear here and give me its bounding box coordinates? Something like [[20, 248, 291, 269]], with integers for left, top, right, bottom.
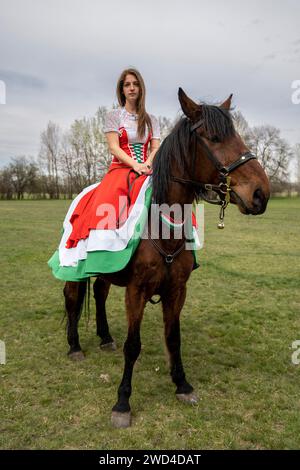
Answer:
[[178, 88, 201, 119], [220, 94, 233, 110]]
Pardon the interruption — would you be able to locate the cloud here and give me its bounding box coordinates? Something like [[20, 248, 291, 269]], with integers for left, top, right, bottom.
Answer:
[[0, 0, 300, 168], [263, 54, 277, 61], [0, 70, 46, 90]]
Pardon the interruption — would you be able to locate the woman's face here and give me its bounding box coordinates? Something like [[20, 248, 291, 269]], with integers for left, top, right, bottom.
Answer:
[[122, 74, 140, 104]]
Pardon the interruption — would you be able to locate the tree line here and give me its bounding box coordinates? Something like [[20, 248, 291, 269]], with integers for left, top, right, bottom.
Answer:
[[0, 106, 299, 200]]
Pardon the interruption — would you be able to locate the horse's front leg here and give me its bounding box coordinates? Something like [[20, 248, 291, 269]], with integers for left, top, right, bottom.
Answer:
[[111, 284, 146, 428], [162, 286, 198, 404]]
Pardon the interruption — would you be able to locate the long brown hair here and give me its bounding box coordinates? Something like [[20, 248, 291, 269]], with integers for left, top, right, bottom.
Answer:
[[116, 68, 152, 140]]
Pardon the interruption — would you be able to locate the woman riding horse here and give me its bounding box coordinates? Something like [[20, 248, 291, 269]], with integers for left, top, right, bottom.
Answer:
[[49, 80, 270, 428]]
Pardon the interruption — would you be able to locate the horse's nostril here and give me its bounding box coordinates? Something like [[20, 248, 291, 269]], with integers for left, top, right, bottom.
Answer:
[[253, 188, 266, 213], [253, 188, 263, 201]]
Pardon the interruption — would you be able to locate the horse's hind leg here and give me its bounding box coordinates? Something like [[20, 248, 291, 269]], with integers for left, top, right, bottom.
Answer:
[[93, 277, 116, 350], [162, 287, 198, 404], [64, 281, 87, 361]]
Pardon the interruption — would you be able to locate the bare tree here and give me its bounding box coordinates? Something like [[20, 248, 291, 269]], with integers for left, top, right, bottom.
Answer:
[[95, 106, 111, 179], [232, 110, 251, 141], [8, 156, 38, 199], [0, 168, 14, 199], [67, 107, 111, 187], [294, 143, 300, 195], [39, 121, 61, 198], [158, 116, 174, 141], [60, 131, 76, 199], [247, 125, 292, 182]]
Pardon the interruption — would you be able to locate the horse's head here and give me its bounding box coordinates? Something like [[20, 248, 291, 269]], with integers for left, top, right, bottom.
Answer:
[[178, 88, 270, 215]]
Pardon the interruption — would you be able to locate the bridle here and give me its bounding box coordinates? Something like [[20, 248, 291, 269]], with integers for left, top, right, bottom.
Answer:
[[171, 117, 257, 228], [146, 114, 257, 269]]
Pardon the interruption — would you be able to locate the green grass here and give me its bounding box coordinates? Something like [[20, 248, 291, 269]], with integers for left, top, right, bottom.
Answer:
[[0, 198, 300, 449]]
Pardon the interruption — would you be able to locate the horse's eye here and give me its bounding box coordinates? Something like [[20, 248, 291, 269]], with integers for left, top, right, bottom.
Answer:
[[210, 135, 220, 143]]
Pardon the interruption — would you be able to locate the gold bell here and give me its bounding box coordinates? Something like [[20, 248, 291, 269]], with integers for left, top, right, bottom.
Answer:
[[218, 222, 225, 229]]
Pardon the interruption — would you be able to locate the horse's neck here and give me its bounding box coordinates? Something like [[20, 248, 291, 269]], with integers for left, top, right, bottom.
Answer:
[[149, 181, 194, 251], [165, 179, 195, 207]]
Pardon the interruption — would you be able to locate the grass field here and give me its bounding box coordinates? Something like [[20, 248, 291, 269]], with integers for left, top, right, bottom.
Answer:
[[0, 197, 300, 450]]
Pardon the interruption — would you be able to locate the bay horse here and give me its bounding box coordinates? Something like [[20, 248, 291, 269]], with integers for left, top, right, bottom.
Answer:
[[63, 89, 270, 428]]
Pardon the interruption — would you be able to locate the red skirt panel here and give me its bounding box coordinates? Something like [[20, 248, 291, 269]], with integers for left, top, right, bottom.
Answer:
[[66, 165, 147, 249]]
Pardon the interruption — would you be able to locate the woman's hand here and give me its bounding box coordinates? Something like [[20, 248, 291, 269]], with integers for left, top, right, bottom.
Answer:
[[132, 161, 152, 175]]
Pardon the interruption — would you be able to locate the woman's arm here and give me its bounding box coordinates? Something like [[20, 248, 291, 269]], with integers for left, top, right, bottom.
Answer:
[[147, 138, 160, 167], [106, 132, 150, 175], [106, 132, 135, 166]]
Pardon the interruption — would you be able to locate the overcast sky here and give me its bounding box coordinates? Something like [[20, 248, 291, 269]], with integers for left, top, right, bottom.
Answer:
[[0, 0, 299, 177]]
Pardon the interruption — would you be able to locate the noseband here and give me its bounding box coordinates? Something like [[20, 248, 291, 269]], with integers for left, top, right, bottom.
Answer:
[[171, 117, 257, 228]]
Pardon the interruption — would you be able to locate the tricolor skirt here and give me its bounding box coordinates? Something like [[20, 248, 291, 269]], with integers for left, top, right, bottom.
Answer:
[[48, 165, 199, 282]]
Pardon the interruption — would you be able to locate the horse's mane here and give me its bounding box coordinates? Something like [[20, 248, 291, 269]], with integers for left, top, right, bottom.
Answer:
[[152, 104, 235, 204]]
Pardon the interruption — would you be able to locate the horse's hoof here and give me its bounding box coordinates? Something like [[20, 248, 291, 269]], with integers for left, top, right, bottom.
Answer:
[[68, 350, 85, 361], [100, 341, 117, 351], [176, 392, 198, 404], [111, 411, 131, 428]]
